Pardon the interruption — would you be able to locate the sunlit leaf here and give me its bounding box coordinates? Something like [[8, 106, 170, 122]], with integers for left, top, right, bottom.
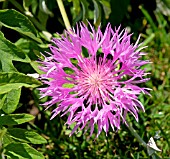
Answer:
[[0, 114, 35, 126], [0, 32, 31, 72], [0, 9, 42, 43], [7, 128, 47, 144], [0, 72, 41, 94], [5, 143, 44, 159], [0, 94, 6, 110], [2, 88, 21, 114], [3, 134, 14, 147]]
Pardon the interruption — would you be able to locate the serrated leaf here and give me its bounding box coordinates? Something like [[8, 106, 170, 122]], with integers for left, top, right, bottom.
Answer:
[[2, 88, 21, 114], [0, 72, 41, 94], [7, 128, 47, 144], [0, 32, 31, 72], [5, 143, 44, 159], [0, 114, 35, 126], [0, 9, 42, 43]]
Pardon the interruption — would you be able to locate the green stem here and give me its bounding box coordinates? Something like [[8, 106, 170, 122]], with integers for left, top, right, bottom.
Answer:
[[56, 0, 71, 31], [126, 121, 147, 148]]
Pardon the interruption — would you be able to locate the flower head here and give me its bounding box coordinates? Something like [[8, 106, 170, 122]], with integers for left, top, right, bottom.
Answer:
[[39, 23, 150, 137]]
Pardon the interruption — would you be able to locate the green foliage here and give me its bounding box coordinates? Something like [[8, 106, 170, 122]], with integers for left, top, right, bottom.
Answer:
[[0, 9, 42, 43], [7, 128, 47, 144], [0, 2, 47, 158], [5, 143, 44, 159], [0, 72, 41, 94], [2, 88, 21, 114], [0, 114, 34, 126], [0, 32, 31, 72], [0, 0, 169, 158]]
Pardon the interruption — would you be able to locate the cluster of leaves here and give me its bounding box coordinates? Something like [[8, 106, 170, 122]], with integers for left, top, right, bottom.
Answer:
[[0, 0, 170, 159], [0, 4, 48, 159]]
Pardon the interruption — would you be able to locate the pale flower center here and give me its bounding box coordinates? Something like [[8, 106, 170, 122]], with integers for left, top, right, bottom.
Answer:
[[76, 59, 114, 106], [87, 73, 102, 87]]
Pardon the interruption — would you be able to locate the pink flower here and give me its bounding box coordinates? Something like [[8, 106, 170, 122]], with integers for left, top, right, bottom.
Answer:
[[39, 23, 150, 137]]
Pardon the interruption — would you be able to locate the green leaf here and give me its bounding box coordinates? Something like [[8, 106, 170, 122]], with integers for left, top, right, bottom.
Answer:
[[0, 127, 7, 140], [2, 88, 21, 114], [80, 0, 89, 23], [30, 0, 39, 14], [0, 9, 42, 43], [0, 32, 31, 72], [7, 128, 47, 144], [39, 0, 53, 17], [93, 0, 101, 27], [0, 114, 35, 126], [0, 72, 41, 94], [99, 0, 111, 19], [37, 10, 48, 29], [15, 38, 45, 60], [5, 143, 44, 159], [0, 94, 6, 110], [30, 61, 45, 74], [3, 134, 14, 147], [73, 0, 81, 18], [23, 0, 34, 11]]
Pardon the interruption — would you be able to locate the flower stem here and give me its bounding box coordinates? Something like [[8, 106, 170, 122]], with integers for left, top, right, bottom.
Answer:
[[56, 0, 71, 31], [126, 121, 147, 148]]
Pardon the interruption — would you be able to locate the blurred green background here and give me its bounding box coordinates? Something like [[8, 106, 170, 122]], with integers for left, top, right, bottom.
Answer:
[[0, 0, 170, 158]]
